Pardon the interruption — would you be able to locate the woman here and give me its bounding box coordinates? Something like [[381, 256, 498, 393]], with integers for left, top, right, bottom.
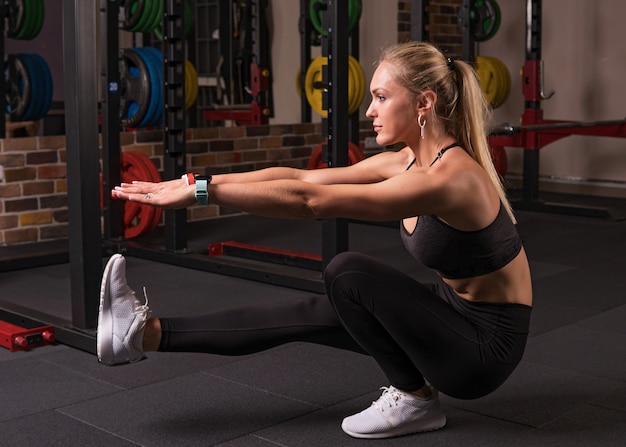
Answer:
[[100, 41, 532, 440]]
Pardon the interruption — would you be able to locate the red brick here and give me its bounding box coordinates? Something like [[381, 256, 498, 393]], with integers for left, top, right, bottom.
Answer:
[[220, 127, 246, 139], [259, 136, 282, 148], [5, 167, 37, 182], [20, 211, 53, 226], [5, 197, 38, 212], [4, 228, 38, 244], [38, 165, 67, 180], [234, 138, 259, 150], [190, 153, 217, 167], [0, 183, 21, 198], [192, 127, 219, 140], [243, 150, 268, 162], [39, 135, 66, 150], [0, 215, 18, 229], [40, 224, 69, 240], [1, 136, 38, 152], [209, 140, 234, 152], [23, 181, 55, 196], [0, 153, 25, 168]]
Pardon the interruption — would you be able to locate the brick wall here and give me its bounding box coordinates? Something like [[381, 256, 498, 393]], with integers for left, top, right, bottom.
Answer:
[[0, 122, 376, 246], [398, 0, 464, 56]]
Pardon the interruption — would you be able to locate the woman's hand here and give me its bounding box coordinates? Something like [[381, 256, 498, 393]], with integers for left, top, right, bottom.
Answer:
[[111, 178, 197, 209]]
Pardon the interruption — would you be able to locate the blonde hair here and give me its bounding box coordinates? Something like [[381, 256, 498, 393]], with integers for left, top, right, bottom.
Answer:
[[378, 41, 516, 223]]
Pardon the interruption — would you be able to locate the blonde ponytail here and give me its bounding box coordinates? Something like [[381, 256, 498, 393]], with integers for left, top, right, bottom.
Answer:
[[378, 42, 516, 223]]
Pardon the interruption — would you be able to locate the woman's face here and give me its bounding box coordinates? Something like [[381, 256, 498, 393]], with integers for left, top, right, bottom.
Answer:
[[365, 61, 419, 147]]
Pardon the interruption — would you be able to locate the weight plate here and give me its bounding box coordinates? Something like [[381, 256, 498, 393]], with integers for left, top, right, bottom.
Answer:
[[142, 47, 165, 126], [120, 151, 162, 238], [470, 0, 501, 42], [7, 0, 26, 39], [145, 0, 163, 33], [185, 59, 198, 109], [154, 0, 193, 40], [5, 54, 30, 120], [304, 55, 365, 117], [29, 53, 53, 119], [17, 54, 42, 121], [123, 0, 145, 31], [132, 48, 158, 127], [307, 142, 364, 169], [119, 48, 151, 127], [309, 0, 361, 36]]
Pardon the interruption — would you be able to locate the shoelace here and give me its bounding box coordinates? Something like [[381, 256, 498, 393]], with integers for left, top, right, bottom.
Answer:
[[372, 386, 404, 411], [132, 287, 152, 325]]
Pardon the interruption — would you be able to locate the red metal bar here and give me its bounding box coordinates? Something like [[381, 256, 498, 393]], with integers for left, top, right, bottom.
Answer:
[[209, 240, 321, 261]]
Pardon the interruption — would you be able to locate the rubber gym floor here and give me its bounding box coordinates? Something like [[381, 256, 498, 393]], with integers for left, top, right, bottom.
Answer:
[[1, 196, 625, 446]]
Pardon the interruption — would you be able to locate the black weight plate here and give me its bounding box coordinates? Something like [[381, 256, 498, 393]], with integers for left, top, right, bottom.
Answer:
[[5, 54, 30, 120]]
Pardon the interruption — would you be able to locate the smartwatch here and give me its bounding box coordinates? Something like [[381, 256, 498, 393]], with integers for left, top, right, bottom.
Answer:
[[195, 179, 209, 205]]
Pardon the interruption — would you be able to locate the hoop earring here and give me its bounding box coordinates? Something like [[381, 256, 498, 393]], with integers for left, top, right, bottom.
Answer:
[[418, 114, 426, 139]]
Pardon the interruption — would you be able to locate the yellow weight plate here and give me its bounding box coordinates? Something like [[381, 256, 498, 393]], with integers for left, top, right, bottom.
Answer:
[[305, 55, 366, 117]]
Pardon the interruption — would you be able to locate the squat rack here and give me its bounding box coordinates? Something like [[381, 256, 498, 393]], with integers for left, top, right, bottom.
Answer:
[[488, 0, 626, 219]]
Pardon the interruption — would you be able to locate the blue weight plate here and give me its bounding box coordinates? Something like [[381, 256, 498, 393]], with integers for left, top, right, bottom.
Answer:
[[29, 53, 53, 119], [16, 54, 41, 121], [142, 47, 164, 125], [133, 48, 159, 127], [119, 48, 151, 127]]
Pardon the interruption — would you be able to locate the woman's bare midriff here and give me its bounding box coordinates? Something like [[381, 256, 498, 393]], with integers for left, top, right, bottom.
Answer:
[[443, 249, 533, 306]]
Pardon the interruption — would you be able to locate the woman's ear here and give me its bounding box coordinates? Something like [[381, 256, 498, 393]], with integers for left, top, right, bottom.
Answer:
[[416, 90, 437, 114]]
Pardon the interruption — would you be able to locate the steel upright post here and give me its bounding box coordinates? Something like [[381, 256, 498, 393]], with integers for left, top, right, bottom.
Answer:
[[321, 0, 349, 267], [100, 0, 123, 240], [63, 0, 102, 330], [163, 0, 188, 252], [522, 0, 542, 202]]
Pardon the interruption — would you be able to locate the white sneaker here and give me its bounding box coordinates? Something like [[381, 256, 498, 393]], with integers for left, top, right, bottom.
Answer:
[[97, 254, 151, 365], [342, 385, 446, 439]]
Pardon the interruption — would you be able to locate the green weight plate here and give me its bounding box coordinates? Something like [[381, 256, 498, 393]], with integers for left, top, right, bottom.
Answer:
[[310, 0, 361, 37], [130, 0, 153, 33], [154, 0, 193, 40], [32, 0, 45, 40], [470, 0, 501, 42], [123, 0, 146, 31], [145, 0, 163, 33], [7, 0, 26, 39], [15, 0, 34, 40]]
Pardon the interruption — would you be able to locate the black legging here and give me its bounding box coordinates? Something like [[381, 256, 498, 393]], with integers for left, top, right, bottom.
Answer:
[[325, 252, 531, 399], [159, 252, 531, 400]]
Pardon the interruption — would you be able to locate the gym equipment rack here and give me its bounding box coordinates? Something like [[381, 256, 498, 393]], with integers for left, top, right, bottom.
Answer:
[[487, 0, 626, 219], [0, 1, 370, 354]]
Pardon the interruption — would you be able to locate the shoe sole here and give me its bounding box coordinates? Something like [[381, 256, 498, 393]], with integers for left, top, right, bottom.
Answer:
[[96, 253, 123, 365], [342, 413, 446, 439]]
